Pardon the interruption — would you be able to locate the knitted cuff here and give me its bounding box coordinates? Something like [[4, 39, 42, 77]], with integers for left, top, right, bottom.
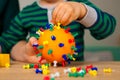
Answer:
[[78, 4, 97, 27]]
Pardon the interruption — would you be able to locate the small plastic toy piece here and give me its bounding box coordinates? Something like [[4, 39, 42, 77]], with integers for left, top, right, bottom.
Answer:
[[50, 77, 55, 80], [41, 64, 49, 70], [34, 64, 39, 69], [71, 67, 77, 73], [79, 69, 86, 74], [89, 70, 97, 76], [43, 69, 50, 75], [35, 68, 42, 74], [68, 72, 78, 77], [48, 49, 53, 55], [103, 68, 112, 73], [65, 27, 71, 33], [5, 63, 10, 68], [53, 60, 57, 67], [61, 60, 66, 67], [86, 64, 93, 73], [64, 68, 71, 74], [50, 72, 60, 78], [23, 64, 30, 69], [51, 35, 56, 40], [76, 67, 82, 72], [67, 54, 75, 61], [43, 76, 50, 80], [32, 43, 39, 47], [0, 54, 10, 67], [91, 67, 98, 71]]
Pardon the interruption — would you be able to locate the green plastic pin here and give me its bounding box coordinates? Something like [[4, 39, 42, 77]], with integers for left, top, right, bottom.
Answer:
[[48, 49, 53, 55], [73, 33, 79, 37], [36, 53, 42, 57], [37, 45, 44, 49], [71, 46, 77, 51]]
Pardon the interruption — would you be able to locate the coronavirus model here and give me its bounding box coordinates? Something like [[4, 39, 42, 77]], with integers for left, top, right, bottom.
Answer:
[[33, 23, 77, 66]]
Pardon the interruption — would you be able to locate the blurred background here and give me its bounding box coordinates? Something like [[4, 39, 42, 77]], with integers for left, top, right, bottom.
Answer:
[[18, 0, 120, 61]]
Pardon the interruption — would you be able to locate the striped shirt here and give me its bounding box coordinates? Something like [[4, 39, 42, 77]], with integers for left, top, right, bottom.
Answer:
[[0, 0, 116, 61]]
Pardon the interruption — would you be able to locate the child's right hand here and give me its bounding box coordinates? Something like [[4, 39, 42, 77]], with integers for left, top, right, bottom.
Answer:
[[52, 2, 87, 26], [11, 37, 47, 64]]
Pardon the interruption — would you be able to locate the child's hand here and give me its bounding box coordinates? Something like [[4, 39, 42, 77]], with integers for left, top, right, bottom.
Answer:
[[24, 37, 47, 64], [11, 37, 47, 64], [52, 2, 87, 26]]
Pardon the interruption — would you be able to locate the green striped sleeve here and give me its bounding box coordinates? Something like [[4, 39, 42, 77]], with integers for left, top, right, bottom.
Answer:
[[84, 0, 116, 40], [0, 12, 27, 53]]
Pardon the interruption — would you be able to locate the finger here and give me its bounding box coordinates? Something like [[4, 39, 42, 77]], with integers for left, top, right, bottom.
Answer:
[[62, 14, 73, 26], [55, 8, 66, 24], [52, 3, 63, 24], [29, 37, 38, 46], [26, 37, 38, 56], [60, 11, 72, 25]]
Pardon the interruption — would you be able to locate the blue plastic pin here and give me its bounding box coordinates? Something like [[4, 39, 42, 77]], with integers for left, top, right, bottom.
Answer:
[[32, 43, 39, 47], [62, 54, 68, 61], [46, 23, 51, 29], [91, 67, 98, 71], [59, 43, 64, 47], [51, 35, 56, 40], [35, 69, 42, 74]]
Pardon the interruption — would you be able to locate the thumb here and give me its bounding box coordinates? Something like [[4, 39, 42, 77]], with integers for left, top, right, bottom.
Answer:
[[29, 37, 38, 46], [25, 37, 38, 56]]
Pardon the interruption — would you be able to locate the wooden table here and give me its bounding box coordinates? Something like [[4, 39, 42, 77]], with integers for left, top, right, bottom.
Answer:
[[0, 61, 120, 80]]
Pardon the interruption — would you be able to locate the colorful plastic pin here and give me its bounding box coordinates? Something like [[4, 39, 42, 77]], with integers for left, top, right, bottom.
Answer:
[[43, 75, 50, 80], [61, 60, 66, 67], [43, 69, 50, 75], [5, 63, 10, 68], [23, 64, 30, 69], [68, 39, 74, 43], [103, 68, 112, 73], [36, 53, 42, 57], [73, 33, 78, 37], [46, 23, 51, 29], [32, 43, 39, 47], [68, 72, 78, 77], [71, 46, 77, 51], [65, 27, 70, 33], [51, 35, 56, 40], [35, 68, 42, 74], [40, 27, 45, 32], [67, 54, 76, 61], [91, 67, 98, 71], [89, 70, 97, 76], [37, 45, 44, 49], [59, 43, 64, 47], [41, 65, 48, 70], [53, 60, 57, 67], [43, 41, 49, 45], [71, 67, 77, 73], [64, 68, 71, 73], [34, 64, 39, 69], [51, 72, 60, 78], [48, 49, 53, 55], [36, 30, 44, 35], [62, 54, 68, 61]]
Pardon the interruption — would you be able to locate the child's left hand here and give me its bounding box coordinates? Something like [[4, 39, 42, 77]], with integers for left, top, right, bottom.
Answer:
[[52, 2, 87, 26]]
